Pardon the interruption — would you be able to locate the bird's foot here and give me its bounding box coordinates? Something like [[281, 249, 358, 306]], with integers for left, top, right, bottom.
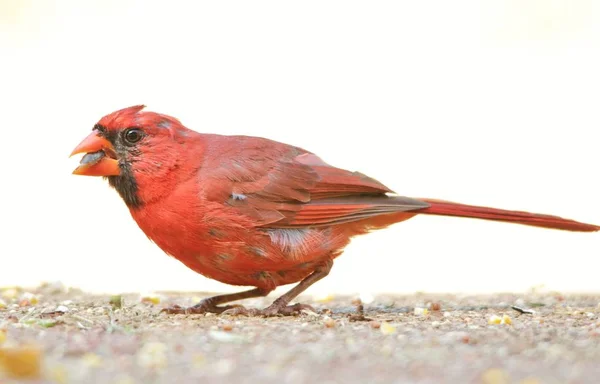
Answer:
[[161, 301, 245, 315], [223, 303, 315, 317]]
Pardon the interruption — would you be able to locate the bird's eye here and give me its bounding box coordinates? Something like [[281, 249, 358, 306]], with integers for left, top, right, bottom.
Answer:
[[123, 128, 144, 145]]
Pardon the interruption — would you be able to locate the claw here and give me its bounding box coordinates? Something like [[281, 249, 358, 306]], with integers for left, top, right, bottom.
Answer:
[[160, 304, 188, 314]]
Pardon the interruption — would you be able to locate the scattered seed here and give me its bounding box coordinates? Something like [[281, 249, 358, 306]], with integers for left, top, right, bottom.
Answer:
[[414, 307, 429, 316], [380, 322, 397, 335], [323, 317, 336, 328], [141, 295, 161, 305], [38, 319, 59, 328], [221, 323, 234, 331], [109, 295, 123, 309]]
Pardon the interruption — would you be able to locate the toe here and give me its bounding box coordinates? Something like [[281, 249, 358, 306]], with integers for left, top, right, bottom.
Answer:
[[160, 304, 187, 314]]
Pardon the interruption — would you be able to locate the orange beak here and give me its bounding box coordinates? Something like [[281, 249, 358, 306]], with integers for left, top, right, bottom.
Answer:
[[70, 131, 120, 176]]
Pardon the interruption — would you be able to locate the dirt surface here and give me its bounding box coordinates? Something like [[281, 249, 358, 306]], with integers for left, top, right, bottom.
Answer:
[[1, 284, 600, 384]]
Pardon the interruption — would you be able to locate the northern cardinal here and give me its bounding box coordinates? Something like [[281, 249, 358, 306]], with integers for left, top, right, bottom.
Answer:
[[71, 105, 599, 315]]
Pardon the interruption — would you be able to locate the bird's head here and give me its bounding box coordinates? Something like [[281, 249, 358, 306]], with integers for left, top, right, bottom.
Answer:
[[70, 105, 199, 208]]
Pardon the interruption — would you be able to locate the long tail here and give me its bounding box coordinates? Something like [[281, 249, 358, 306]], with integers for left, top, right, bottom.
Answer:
[[416, 199, 600, 232]]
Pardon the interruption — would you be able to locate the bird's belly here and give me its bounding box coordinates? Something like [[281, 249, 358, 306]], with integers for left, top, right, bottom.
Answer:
[[162, 243, 328, 290], [132, 208, 348, 289], [185, 258, 322, 289]]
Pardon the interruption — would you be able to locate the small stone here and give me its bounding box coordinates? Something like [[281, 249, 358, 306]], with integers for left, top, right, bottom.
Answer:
[[301, 309, 320, 317], [323, 317, 336, 328], [414, 307, 429, 316], [55, 305, 69, 313]]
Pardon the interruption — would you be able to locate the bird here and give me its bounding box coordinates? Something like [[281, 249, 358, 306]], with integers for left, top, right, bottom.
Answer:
[[70, 105, 599, 316]]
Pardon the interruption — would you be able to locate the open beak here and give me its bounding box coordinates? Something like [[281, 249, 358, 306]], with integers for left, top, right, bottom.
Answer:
[[70, 131, 120, 176]]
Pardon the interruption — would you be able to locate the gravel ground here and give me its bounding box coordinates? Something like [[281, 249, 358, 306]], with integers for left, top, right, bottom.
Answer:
[[1, 284, 600, 384]]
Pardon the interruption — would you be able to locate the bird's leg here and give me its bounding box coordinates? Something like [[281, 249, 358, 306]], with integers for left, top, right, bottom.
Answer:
[[161, 287, 271, 314], [225, 260, 334, 317]]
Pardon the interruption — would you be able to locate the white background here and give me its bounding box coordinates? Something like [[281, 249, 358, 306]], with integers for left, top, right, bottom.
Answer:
[[1, 0, 598, 297]]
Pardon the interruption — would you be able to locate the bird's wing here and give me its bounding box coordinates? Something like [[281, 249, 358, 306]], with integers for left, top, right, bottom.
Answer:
[[200, 136, 429, 227]]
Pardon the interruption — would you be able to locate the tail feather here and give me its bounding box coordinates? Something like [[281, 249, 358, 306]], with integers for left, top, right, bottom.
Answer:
[[416, 199, 600, 232]]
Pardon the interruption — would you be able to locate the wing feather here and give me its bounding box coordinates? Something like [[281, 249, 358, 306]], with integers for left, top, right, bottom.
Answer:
[[200, 135, 428, 228]]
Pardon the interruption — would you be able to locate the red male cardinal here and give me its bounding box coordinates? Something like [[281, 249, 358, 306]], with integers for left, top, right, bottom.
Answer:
[[71, 105, 599, 316]]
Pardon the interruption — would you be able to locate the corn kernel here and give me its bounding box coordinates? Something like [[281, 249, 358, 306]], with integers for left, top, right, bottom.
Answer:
[[141, 296, 160, 305], [0, 345, 42, 379], [380, 322, 397, 335]]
